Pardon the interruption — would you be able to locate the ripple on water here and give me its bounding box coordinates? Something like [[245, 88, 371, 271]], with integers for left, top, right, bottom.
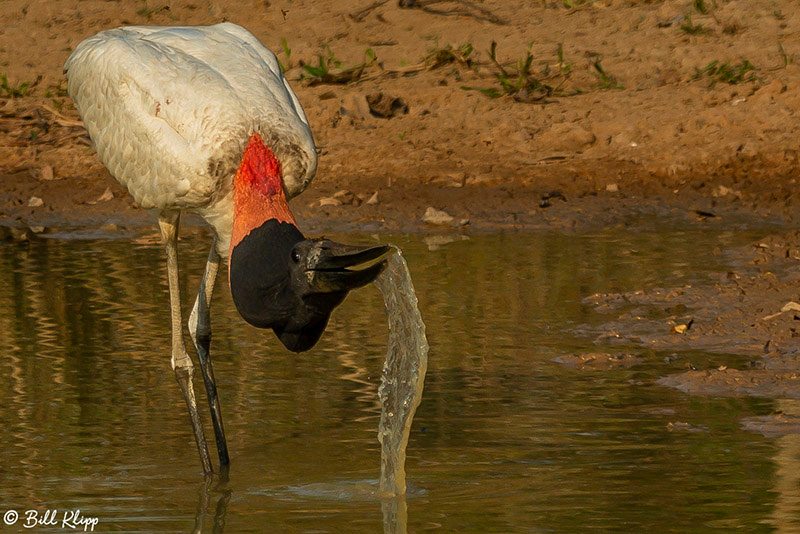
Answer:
[[249, 479, 428, 502]]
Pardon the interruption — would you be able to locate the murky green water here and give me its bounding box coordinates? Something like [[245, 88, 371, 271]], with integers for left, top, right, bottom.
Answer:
[[0, 226, 796, 532]]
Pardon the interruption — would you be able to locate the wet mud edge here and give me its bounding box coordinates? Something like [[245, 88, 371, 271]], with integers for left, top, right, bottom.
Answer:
[[576, 229, 800, 415]]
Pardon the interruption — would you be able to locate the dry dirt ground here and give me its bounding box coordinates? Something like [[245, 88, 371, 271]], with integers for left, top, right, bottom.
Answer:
[[2, 0, 800, 232], [3, 0, 800, 405]]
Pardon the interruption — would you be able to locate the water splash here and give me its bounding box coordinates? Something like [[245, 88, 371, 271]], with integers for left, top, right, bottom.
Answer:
[[373, 249, 429, 496]]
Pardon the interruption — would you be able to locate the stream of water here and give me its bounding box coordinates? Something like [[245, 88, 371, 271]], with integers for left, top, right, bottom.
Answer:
[[374, 249, 429, 497], [0, 225, 796, 532]]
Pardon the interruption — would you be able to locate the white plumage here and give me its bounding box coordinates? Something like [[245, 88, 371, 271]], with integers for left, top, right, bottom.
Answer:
[[65, 23, 390, 475], [64, 22, 318, 254], [64, 23, 323, 474]]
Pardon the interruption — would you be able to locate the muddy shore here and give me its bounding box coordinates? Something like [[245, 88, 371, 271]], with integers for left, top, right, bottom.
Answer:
[[2, 0, 800, 233]]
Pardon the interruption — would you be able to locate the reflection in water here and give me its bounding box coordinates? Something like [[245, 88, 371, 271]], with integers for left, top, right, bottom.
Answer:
[[0, 226, 794, 532], [381, 496, 407, 534], [768, 400, 800, 533], [192, 477, 231, 534]]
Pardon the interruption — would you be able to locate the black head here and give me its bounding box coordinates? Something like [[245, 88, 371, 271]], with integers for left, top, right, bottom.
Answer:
[[229, 219, 389, 352]]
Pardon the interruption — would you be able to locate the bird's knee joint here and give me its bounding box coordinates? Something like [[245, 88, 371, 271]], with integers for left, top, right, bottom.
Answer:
[[172, 351, 194, 374]]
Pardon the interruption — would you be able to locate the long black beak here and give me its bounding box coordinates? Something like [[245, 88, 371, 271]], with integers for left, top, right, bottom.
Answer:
[[308, 241, 391, 293]]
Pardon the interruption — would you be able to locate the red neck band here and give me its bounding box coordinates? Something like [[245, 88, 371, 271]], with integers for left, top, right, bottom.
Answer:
[[230, 133, 297, 260]]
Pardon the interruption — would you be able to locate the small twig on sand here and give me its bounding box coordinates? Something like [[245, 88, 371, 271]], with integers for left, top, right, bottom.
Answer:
[[408, 0, 506, 25], [350, 0, 389, 22], [38, 103, 84, 128]]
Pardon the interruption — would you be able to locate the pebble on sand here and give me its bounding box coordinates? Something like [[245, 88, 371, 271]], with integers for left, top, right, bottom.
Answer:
[[422, 207, 468, 227]]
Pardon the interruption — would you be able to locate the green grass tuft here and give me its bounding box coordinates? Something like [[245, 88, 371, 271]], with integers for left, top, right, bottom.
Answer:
[[680, 14, 711, 35], [462, 41, 554, 103], [591, 59, 623, 90], [424, 43, 474, 69], [693, 59, 758, 87], [278, 37, 292, 73], [1, 73, 34, 98], [693, 0, 708, 14], [299, 46, 377, 85]]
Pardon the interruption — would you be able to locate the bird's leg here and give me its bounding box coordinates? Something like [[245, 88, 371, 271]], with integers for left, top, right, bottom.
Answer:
[[158, 211, 213, 475], [188, 239, 230, 469]]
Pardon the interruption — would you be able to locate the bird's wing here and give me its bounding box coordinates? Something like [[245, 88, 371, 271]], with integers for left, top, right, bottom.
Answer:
[[138, 23, 318, 197], [65, 23, 316, 209], [206, 23, 312, 127]]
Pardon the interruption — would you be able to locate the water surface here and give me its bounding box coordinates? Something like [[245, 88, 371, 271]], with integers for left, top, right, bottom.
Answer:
[[0, 226, 793, 532]]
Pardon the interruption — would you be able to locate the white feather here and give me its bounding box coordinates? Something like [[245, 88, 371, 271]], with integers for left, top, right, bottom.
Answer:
[[64, 23, 318, 253]]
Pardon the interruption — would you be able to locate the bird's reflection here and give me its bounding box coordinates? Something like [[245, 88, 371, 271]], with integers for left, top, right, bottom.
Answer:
[[191, 475, 231, 534], [188, 475, 408, 534]]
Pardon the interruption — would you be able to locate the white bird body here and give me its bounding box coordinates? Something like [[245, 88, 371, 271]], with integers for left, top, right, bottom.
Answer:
[[64, 22, 318, 254], [64, 24, 386, 475]]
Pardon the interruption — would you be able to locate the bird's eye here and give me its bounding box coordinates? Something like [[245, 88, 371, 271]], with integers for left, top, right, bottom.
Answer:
[[291, 249, 301, 263]]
